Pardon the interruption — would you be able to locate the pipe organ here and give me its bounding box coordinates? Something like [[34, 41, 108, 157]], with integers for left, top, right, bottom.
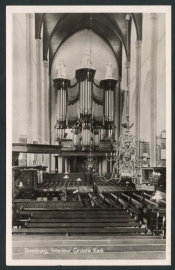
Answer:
[[53, 58, 118, 150], [76, 68, 96, 149]]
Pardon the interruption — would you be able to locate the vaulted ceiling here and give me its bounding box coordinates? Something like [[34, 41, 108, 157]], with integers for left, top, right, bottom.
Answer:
[[35, 13, 142, 75]]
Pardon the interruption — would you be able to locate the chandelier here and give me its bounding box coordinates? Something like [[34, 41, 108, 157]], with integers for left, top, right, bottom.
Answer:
[[98, 14, 160, 186]]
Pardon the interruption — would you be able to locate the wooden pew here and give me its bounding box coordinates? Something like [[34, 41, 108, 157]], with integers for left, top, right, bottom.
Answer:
[[150, 209, 166, 236], [121, 193, 143, 221], [132, 192, 144, 202], [142, 192, 152, 200], [88, 193, 103, 208], [13, 208, 147, 235], [13, 227, 147, 235], [110, 193, 129, 210], [143, 198, 158, 208], [158, 199, 166, 208], [141, 196, 166, 228], [98, 193, 121, 209]]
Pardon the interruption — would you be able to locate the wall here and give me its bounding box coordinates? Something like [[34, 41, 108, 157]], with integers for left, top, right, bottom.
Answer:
[[156, 14, 166, 136], [12, 14, 38, 144], [12, 14, 27, 142], [128, 13, 166, 143]]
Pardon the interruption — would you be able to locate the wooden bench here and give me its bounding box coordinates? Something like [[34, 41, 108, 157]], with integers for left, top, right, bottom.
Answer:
[[143, 198, 158, 208], [117, 198, 129, 209], [142, 196, 165, 228], [150, 209, 166, 236], [97, 193, 121, 209], [25, 222, 142, 228], [132, 192, 144, 202], [158, 199, 166, 207], [120, 193, 143, 220], [110, 193, 129, 210], [104, 197, 121, 209], [12, 227, 147, 235], [142, 192, 152, 200], [14, 207, 146, 235], [122, 193, 143, 209], [88, 193, 103, 208]]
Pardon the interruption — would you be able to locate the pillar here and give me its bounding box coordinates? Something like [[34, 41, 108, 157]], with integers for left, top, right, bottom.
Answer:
[[54, 155, 58, 173], [36, 38, 43, 165], [65, 157, 68, 173], [43, 60, 50, 169], [58, 157, 63, 173], [26, 14, 33, 144], [114, 79, 120, 140], [135, 40, 142, 156], [125, 61, 130, 118], [110, 157, 113, 173], [62, 157, 65, 173], [102, 158, 107, 174], [150, 13, 158, 167], [99, 157, 102, 175], [67, 157, 70, 173], [43, 60, 49, 144], [26, 14, 34, 166]]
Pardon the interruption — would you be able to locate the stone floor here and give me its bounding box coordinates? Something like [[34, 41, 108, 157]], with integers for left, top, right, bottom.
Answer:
[[12, 234, 166, 261]]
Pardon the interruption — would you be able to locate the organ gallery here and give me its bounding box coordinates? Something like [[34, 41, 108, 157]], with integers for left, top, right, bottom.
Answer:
[[10, 11, 168, 261]]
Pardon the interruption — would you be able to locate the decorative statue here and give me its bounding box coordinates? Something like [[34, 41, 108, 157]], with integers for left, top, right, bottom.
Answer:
[[82, 48, 90, 67], [104, 60, 115, 78], [56, 59, 67, 78]]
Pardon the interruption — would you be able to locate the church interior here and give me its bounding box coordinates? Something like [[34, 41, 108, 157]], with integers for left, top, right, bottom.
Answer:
[[11, 12, 167, 260]]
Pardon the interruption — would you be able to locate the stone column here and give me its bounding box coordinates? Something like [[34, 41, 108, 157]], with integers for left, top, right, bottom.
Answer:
[[119, 78, 124, 136], [135, 40, 142, 155], [26, 14, 34, 166], [65, 157, 68, 173], [58, 157, 63, 173], [43, 60, 49, 144], [114, 79, 120, 140], [48, 75, 52, 141], [67, 157, 70, 173], [26, 14, 33, 144], [54, 155, 58, 173], [43, 60, 50, 169], [125, 61, 130, 118], [110, 158, 113, 173], [150, 13, 158, 167], [99, 157, 102, 174], [36, 38, 43, 165], [102, 158, 107, 174], [121, 62, 130, 136]]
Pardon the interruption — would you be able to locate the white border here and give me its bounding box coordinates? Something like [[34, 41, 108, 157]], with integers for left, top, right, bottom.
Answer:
[[6, 5, 171, 266]]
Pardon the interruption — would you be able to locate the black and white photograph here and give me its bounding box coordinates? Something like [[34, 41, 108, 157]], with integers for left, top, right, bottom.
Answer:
[[6, 5, 171, 266]]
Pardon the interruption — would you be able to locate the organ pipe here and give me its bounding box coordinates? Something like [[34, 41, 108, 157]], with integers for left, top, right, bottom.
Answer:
[[53, 78, 70, 140], [76, 68, 96, 118], [75, 68, 96, 149], [99, 79, 118, 139]]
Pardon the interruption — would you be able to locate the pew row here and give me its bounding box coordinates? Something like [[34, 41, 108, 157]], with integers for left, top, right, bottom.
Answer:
[[13, 208, 147, 235]]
